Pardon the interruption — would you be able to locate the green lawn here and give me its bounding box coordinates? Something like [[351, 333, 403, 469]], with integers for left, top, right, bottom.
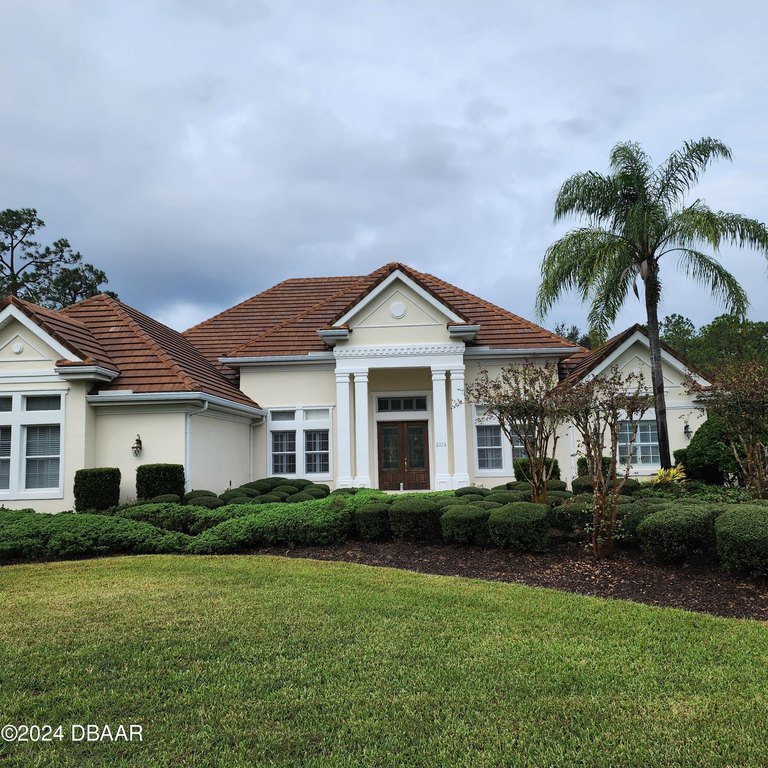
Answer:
[[1, 556, 767, 767]]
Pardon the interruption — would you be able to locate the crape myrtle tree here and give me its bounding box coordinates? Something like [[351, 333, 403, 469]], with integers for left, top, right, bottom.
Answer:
[[536, 138, 768, 469], [0, 208, 112, 308], [685, 361, 768, 498], [462, 362, 569, 504], [560, 367, 653, 558]]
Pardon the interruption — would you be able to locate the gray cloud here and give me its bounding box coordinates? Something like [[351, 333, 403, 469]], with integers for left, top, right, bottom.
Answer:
[[1, 0, 767, 334]]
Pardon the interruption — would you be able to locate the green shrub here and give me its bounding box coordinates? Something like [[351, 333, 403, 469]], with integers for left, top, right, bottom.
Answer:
[[488, 502, 550, 552], [551, 495, 593, 536], [259, 493, 284, 503], [188, 497, 352, 553], [226, 496, 255, 505], [273, 485, 300, 495], [290, 479, 313, 489], [673, 448, 688, 468], [455, 486, 490, 497], [302, 485, 328, 499], [576, 456, 613, 478], [715, 506, 768, 578], [0, 510, 188, 563], [513, 458, 560, 481], [473, 500, 502, 510], [184, 490, 217, 503], [286, 492, 315, 503], [232, 487, 260, 498], [354, 504, 392, 540], [486, 491, 528, 505], [570, 476, 593, 494], [389, 498, 441, 541], [434, 495, 465, 509], [150, 494, 181, 504], [136, 464, 185, 501], [440, 505, 490, 544], [546, 490, 574, 505], [686, 416, 740, 484], [616, 502, 657, 546], [73, 467, 121, 512], [188, 495, 224, 509], [547, 479, 567, 491], [111, 502, 196, 532], [637, 505, 716, 563]]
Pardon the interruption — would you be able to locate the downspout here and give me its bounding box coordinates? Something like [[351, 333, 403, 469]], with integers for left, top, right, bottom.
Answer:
[[185, 401, 209, 492]]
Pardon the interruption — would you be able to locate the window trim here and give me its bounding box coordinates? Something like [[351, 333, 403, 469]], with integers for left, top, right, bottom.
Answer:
[[472, 406, 527, 477], [618, 418, 660, 469], [0, 389, 66, 500], [266, 406, 333, 480]]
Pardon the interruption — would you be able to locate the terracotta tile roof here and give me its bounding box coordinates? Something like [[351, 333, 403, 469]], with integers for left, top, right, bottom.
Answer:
[[1, 296, 118, 372], [185, 262, 582, 360], [558, 323, 708, 385], [61, 295, 260, 408]]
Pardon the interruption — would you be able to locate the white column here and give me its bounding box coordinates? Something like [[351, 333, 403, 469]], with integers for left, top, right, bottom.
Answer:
[[353, 371, 371, 487], [431, 368, 451, 490], [335, 372, 354, 486], [449, 367, 470, 488]]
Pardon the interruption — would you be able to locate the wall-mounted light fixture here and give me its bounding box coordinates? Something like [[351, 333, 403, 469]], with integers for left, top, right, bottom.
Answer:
[[683, 423, 692, 440], [132, 435, 143, 457]]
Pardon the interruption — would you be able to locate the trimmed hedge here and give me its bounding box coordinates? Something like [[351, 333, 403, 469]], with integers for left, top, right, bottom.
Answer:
[[188, 495, 225, 509], [184, 490, 217, 503], [354, 504, 392, 540], [188, 498, 352, 553], [440, 505, 490, 544], [136, 464, 185, 501], [513, 458, 560, 481], [715, 506, 768, 578], [576, 456, 612, 478], [389, 497, 441, 541], [637, 505, 716, 563], [0, 509, 188, 563], [571, 476, 640, 496], [486, 491, 528, 505], [455, 486, 491, 497], [73, 467, 121, 512], [488, 502, 550, 552], [150, 494, 181, 504]]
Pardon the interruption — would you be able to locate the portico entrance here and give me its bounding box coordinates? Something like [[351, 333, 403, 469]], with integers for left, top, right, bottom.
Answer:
[[377, 421, 430, 490]]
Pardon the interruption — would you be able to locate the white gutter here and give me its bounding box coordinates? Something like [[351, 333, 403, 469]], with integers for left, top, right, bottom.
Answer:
[[464, 346, 579, 359], [86, 391, 266, 418]]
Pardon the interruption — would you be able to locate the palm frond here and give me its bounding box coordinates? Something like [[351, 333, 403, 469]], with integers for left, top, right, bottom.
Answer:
[[672, 248, 750, 318], [666, 204, 768, 254], [653, 138, 732, 210], [554, 171, 618, 223], [586, 259, 636, 340], [535, 228, 629, 319]]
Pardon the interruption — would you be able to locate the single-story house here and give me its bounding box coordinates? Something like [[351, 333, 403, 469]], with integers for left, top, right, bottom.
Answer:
[[0, 263, 707, 511]]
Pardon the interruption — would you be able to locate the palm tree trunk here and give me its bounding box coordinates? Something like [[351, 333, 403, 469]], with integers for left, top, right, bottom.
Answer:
[[644, 272, 672, 469]]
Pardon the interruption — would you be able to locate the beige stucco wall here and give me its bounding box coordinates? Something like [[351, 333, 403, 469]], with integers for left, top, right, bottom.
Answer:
[[188, 410, 253, 493]]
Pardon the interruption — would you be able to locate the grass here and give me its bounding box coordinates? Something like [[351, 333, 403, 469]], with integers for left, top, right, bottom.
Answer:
[[0, 555, 767, 767]]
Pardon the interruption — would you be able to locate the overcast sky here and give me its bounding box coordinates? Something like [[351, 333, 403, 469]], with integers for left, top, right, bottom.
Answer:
[[2, 0, 767, 335]]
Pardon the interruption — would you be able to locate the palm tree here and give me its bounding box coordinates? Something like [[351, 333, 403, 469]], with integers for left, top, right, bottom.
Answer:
[[535, 138, 768, 468]]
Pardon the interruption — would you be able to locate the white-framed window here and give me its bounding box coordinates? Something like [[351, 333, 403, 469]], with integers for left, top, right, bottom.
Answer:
[[473, 406, 527, 475], [0, 391, 66, 499], [618, 420, 660, 466], [267, 407, 332, 478]]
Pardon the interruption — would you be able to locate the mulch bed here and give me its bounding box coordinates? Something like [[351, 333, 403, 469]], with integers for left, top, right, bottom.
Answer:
[[263, 540, 768, 621]]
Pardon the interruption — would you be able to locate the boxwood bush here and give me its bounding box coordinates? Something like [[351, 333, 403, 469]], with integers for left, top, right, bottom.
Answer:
[[136, 464, 185, 501], [389, 497, 441, 541], [513, 458, 560, 481], [0, 509, 188, 563], [354, 503, 392, 540], [455, 486, 491, 497], [488, 502, 549, 552], [188, 497, 352, 554], [715, 506, 768, 578], [73, 467, 121, 511], [440, 505, 490, 544], [637, 505, 716, 563]]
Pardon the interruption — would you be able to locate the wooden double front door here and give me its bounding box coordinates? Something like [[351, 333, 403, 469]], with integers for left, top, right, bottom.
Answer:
[[377, 421, 430, 490]]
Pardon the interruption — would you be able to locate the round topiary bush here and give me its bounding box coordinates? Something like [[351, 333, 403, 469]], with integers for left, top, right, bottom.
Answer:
[[488, 502, 550, 552], [570, 476, 593, 494], [434, 495, 465, 509], [189, 495, 225, 509], [637, 505, 716, 563], [227, 496, 257, 506], [273, 485, 300, 495], [286, 492, 315, 503], [440, 505, 491, 544], [184, 490, 217, 503], [715, 505, 768, 578], [314, 484, 331, 495], [290, 479, 313, 489], [455, 486, 491, 497], [302, 486, 328, 499], [354, 504, 392, 540], [268, 491, 290, 501], [486, 491, 528, 505], [389, 497, 441, 541], [258, 493, 284, 503], [232, 487, 260, 498], [546, 480, 567, 492], [150, 494, 182, 504]]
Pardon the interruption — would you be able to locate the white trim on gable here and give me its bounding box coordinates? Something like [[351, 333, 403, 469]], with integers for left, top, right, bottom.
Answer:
[[334, 269, 464, 327], [0, 305, 82, 363], [581, 330, 710, 386]]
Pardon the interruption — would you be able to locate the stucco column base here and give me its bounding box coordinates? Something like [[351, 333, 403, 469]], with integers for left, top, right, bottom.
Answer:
[[353, 475, 371, 487], [337, 476, 355, 488], [452, 473, 470, 489], [434, 473, 452, 491]]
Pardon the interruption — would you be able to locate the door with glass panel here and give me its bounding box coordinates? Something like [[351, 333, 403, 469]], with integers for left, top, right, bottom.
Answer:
[[377, 421, 430, 490]]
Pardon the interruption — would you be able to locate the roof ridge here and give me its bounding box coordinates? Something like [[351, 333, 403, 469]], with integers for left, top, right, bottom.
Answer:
[[106, 296, 201, 392], [226, 276, 369, 357], [413, 267, 582, 349]]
